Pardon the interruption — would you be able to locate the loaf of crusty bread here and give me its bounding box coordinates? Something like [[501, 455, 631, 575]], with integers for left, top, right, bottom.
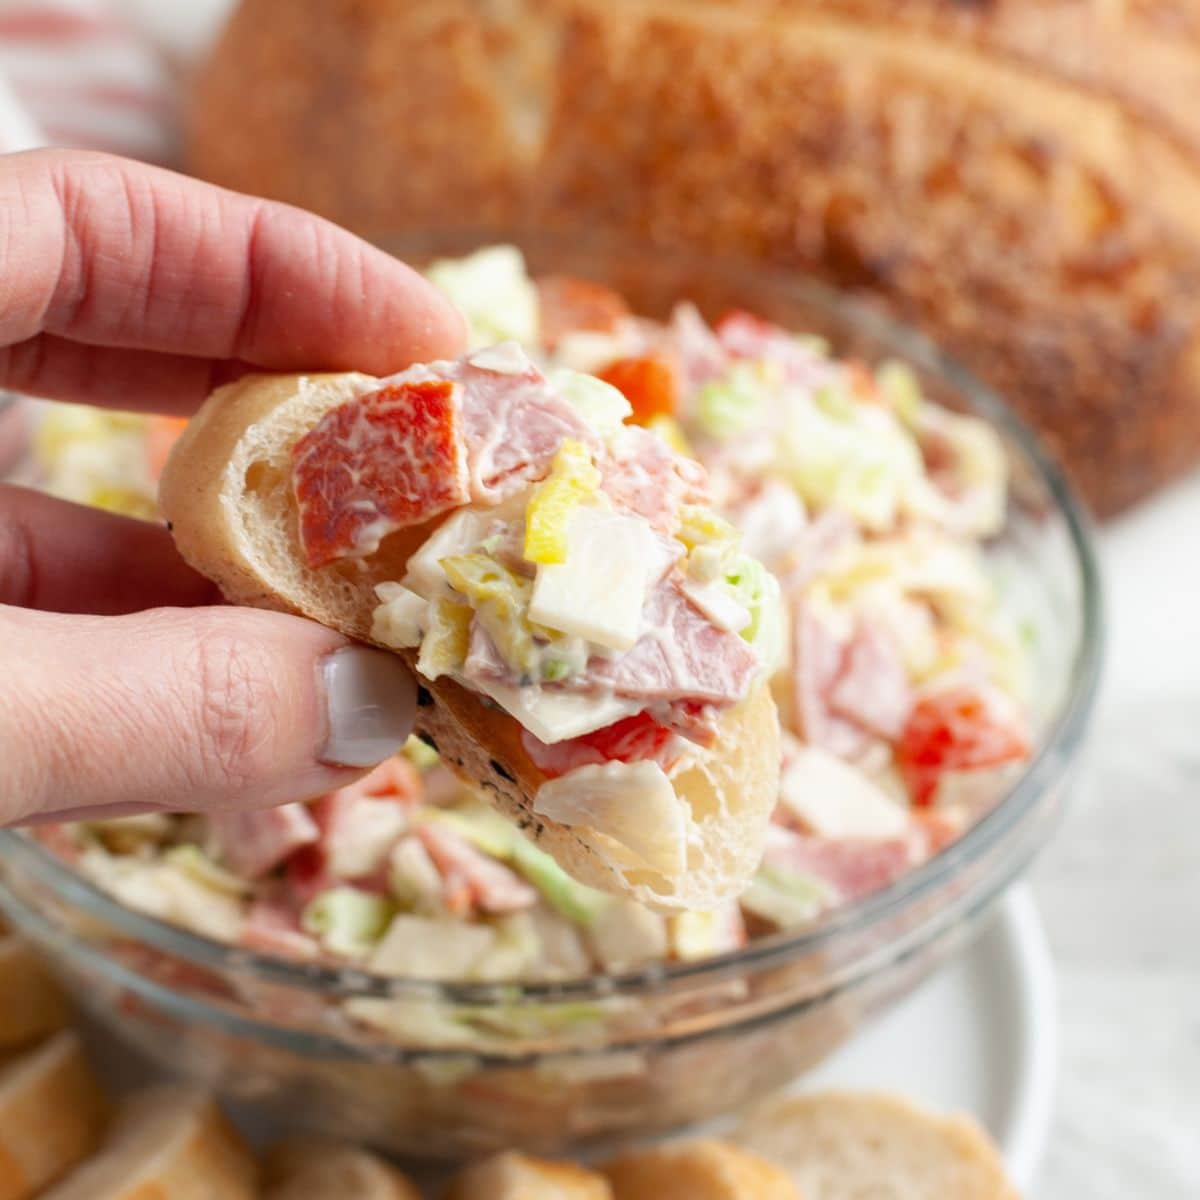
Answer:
[[158, 371, 780, 913], [602, 1138, 802, 1199], [42, 1086, 258, 1200], [447, 1151, 612, 1199], [735, 1091, 1020, 1199], [264, 1138, 421, 1200], [189, 0, 1200, 516], [0, 936, 72, 1052], [0, 1031, 109, 1200]]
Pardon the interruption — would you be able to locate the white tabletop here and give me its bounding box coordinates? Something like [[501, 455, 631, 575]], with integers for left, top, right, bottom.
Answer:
[[1031, 474, 1200, 1198]]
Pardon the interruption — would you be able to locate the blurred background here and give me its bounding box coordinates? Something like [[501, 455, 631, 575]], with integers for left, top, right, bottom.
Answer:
[[0, 1, 1196, 1195]]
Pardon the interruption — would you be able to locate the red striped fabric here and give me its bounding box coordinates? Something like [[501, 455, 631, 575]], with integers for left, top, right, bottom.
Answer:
[[0, 0, 233, 162]]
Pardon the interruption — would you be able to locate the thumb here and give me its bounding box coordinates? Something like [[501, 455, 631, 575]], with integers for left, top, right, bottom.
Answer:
[[1, 605, 416, 825]]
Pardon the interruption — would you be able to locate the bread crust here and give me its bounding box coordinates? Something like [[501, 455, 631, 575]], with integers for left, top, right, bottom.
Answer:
[[188, 0, 1200, 515], [735, 1090, 1020, 1200], [160, 372, 780, 912], [0, 1031, 109, 1200]]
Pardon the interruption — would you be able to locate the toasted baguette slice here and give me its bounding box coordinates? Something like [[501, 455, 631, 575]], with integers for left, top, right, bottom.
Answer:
[[602, 1139, 801, 1200], [263, 1138, 421, 1200], [446, 1150, 612, 1199], [160, 371, 780, 912], [0, 937, 72, 1051], [735, 1091, 1019, 1200], [0, 1030, 108, 1200], [42, 1085, 257, 1200]]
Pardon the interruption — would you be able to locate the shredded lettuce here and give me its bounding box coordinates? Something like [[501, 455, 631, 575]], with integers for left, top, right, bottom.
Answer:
[[723, 554, 785, 672], [549, 368, 631, 437], [740, 865, 835, 929], [402, 735, 440, 771], [422, 805, 609, 927], [694, 361, 770, 440], [425, 245, 539, 347], [302, 888, 394, 958]]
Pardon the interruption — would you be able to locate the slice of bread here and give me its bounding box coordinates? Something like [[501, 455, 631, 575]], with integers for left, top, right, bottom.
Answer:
[[159, 371, 780, 912], [41, 1086, 257, 1200], [0, 1030, 108, 1200], [735, 1091, 1019, 1200], [0, 936, 72, 1052], [603, 1138, 802, 1200], [263, 1138, 421, 1199], [446, 1150, 613, 1199]]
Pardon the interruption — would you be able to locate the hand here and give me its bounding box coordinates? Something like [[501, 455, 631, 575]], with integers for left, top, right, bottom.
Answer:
[[0, 149, 467, 826]]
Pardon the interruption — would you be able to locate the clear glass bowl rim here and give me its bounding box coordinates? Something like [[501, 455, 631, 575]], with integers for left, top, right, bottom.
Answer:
[[0, 239, 1104, 1007]]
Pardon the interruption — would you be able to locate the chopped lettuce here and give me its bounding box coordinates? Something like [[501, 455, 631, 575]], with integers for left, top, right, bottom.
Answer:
[[422, 804, 609, 927], [723, 554, 785, 672], [740, 864, 835, 929], [425, 245, 539, 347], [694, 361, 770, 440], [302, 887, 394, 959], [402, 734, 440, 772], [163, 845, 251, 896], [549, 368, 632, 437]]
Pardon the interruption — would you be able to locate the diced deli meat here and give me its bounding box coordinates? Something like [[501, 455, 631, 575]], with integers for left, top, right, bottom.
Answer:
[[292, 379, 469, 568], [572, 578, 758, 713], [401, 355, 599, 504], [763, 826, 917, 904], [716, 310, 832, 386], [293, 354, 598, 567], [239, 898, 318, 959], [208, 804, 319, 880], [791, 601, 876, 759], [415, 824, 536, 915], [828, 622, 912, 740], [309, 757, 421, 880], [599, 426, 710, 534], [537, 275, 630, 348]]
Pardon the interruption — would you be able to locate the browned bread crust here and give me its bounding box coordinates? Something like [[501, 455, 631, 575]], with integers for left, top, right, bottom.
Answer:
[[189, 0, 1200, 515]]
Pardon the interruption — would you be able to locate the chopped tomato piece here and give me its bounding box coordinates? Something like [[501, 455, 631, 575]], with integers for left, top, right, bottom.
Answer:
[[536, 275, 630, 348], [599, 356, 680, 424], [523, 711, 678, 779], [577, 711, 673, 763], [144, 415, 188, 482], [897, 688, 1029, 806]]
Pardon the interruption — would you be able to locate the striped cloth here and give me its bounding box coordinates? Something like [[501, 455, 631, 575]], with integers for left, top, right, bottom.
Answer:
[[0, 0, 233, 161]]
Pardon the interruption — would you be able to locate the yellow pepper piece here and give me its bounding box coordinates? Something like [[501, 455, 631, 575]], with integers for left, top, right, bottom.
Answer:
[[416, 598, 473, 681], [440, 554, 537, 674], [677, 504, 738, 551], [524, 439, 601, 566]]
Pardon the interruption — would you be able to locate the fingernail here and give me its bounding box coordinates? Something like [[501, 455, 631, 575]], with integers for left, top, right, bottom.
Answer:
[[319, 646, 416, 767]]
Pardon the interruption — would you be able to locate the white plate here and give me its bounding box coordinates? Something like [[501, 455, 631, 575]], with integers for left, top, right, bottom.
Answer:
[[790, 883, 1056, 1192]]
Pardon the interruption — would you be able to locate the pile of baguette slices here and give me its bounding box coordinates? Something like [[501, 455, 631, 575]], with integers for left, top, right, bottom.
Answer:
[[0, 928, 1018, 1199]]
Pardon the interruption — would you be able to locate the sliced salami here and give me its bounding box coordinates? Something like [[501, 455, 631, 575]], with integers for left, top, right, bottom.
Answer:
[[292, 379, 469, 567]]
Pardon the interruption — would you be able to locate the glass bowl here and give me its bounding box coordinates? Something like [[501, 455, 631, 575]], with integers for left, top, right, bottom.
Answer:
[[0, 234, 1103, 1159]]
